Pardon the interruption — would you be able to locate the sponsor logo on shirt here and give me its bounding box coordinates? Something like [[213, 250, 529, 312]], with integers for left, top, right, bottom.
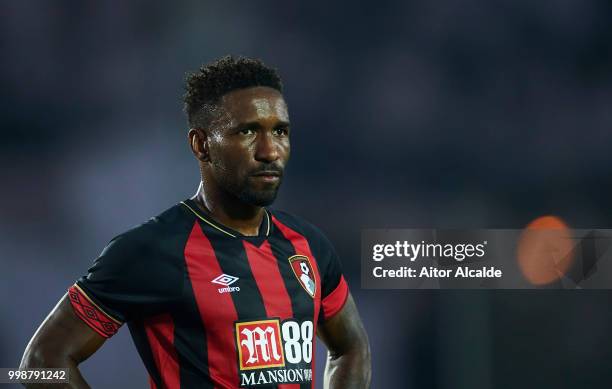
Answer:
[[236, 319, 285, 370], [212, 273, 240, 294], [235, 318, 314, 387]]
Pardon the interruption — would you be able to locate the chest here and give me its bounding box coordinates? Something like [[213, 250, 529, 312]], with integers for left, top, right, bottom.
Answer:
[[184, 236, 322, 325]]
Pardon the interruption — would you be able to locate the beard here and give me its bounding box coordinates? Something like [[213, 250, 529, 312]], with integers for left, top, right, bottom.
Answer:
[[212, 161, 283, 207], [235, 180, 281, 206]]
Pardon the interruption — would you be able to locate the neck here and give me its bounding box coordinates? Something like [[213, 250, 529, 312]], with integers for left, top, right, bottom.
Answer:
[[191, 181, 265, 237]]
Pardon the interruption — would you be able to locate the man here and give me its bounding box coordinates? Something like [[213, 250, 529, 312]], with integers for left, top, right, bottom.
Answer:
[[20, 56, 371, 389]]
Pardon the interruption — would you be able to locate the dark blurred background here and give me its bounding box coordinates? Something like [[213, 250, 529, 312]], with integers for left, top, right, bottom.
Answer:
[[2, 1, 612, 388]]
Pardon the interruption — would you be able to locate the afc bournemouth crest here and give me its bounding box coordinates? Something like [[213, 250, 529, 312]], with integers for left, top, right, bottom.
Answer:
[[288, 255, 316, 298]]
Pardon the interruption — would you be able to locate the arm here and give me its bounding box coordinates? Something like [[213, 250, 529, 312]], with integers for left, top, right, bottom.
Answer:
[[20, 294, 107, 388], [317, 293, 371, 389]]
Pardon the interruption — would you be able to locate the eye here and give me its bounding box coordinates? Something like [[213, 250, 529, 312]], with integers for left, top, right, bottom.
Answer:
[[240, 128, 255, 136], [273, 126, 289, 137]]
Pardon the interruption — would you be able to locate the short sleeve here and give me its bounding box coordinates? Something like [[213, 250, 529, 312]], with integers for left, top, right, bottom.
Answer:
[[69, 227, 184, 337], [317, 234, 349, 323]]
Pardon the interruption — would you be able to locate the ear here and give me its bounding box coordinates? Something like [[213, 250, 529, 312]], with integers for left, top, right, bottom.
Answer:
[[188, 128, 210, 162]]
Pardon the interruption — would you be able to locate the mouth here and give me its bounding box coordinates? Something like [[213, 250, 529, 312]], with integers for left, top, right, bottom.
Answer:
[[251, 171, 282, 183]]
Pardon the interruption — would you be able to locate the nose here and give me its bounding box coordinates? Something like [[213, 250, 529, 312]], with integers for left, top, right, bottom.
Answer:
[[254, 132, 279, 162]]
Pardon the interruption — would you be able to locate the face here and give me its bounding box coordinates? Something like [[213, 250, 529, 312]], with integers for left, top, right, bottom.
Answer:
[[196, 86, 291, 206]]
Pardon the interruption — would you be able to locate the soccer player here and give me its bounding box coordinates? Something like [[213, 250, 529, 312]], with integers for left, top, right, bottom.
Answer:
[[20, 56, 371, 389]]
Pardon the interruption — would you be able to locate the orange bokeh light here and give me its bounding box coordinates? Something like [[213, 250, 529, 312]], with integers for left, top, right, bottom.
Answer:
[[517, 216, 574, 285]]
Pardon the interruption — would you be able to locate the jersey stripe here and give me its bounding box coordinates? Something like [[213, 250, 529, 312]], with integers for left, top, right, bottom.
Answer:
[[322, 275, 349, 320], [268, 226, 314, 389], [174, 277, 214, 388], [205, 232, 273, 387], [267, 232, 306, 321], [128, 321, 164, 389], [144, 313, 180, 389], [207, 237, 268, 323], [243, 240, 293, 319], [270, 217, 322, 326], [271, 216, 322, 389], [184, 222, 239, 388], [243, 240, 300, 389]]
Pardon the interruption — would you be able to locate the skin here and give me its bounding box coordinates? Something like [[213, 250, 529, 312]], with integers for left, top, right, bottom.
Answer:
[[188, 86, 291, 236], [20, 86, 371, 388], [19, 296, 104, 388], [319, 295, 371, 388]]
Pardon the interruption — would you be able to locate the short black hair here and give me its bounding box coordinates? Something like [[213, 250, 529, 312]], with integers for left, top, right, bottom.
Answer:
[[184, 56, 283, 128]]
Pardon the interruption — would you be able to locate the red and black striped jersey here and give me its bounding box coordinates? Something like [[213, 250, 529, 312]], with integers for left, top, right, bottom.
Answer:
[[67, 199, 349, 389]]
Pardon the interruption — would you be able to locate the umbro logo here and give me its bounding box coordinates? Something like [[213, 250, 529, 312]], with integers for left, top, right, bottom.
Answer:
[[212, 273, 240, 294], [212, 274, 239, 286]]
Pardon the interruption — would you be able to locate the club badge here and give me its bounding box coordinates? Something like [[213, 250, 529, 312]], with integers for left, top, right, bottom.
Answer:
[[288, 255, 316, 298]]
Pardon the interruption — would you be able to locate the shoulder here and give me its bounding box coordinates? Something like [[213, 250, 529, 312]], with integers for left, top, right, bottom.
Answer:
[[74, 202, 194, 322], [269, 209, 325, 239], [269, 209, 346, 302], [106, 202, 195, 252], [77, 202, 193, 307], [112, 203, 195, 245], [269, 209, 335, 253]]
